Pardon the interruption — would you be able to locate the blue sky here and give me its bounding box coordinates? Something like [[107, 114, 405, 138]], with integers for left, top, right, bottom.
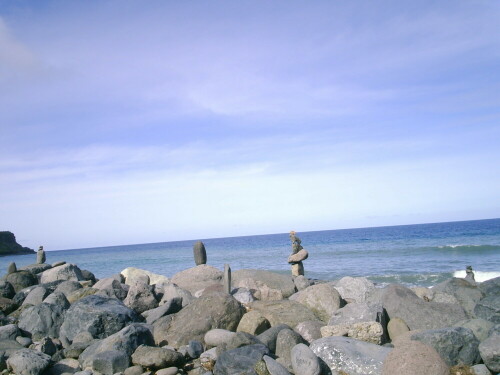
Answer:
[[1, 0, 499, 250]]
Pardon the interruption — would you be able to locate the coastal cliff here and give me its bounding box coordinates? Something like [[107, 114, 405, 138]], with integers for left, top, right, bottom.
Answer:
[[0, 231, 35, 256]]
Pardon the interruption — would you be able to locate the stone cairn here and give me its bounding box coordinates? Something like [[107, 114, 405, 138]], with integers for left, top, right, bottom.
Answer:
[[37, 246, 46, 264], [465, 265, 475, 284], [287, 231, 309, 276], [193, 241, 207, 266]]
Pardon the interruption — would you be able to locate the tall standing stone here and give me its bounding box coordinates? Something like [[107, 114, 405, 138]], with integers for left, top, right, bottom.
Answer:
[[7, 262, 17, 274], [37, 246, 46, 264], [224, 264, 231, 294], [193, 241, 207, 266]]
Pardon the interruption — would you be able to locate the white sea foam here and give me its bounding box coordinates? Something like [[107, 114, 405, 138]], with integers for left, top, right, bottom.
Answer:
[[453, 270, 500, 282]]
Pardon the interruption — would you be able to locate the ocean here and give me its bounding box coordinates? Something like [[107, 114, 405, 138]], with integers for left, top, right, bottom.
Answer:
[[1, 218, 499, 287]]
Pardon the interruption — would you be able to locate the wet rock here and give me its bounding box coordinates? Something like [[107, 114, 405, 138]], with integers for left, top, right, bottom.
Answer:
[[310, 336, 392, 375], [6, 348, 51, 375]]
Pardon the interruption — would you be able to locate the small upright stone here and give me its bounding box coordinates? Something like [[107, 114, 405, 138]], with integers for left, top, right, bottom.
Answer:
[[37, 246, 46, 264], [193, 241, 207, 265], [7, 262, 17, 274], [224, 264, 231, 294], [291, 262, 304, 277]]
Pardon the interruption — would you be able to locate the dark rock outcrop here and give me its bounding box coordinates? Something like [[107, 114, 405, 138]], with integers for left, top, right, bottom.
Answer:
[[0, 231, 35, 256]]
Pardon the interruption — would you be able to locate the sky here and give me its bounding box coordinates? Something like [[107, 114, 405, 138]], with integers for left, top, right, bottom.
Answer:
[[0, 1, 499, 250]]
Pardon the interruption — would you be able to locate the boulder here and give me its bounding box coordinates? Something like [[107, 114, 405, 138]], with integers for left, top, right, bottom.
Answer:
[[290, 343, 321, 375], [263, 355, 292, 375], [59, 295, 140, 344], [156, 292, 245, 348], [232, 287, 256, 304], [0, 297, 17, 314], [328, 302, 385, 326], [18, 303, 66, 340], [474, 295, 500, 323], [321, 321, 384, 345], [409, 327, 480, 366], [382, 340, 448, 375], [141, 297, 182, 325], [471, 364, 493, 375], [213, 343, 270, 375], [121, 267, 170, 286], [310, 336, 392, 375], [54, 280, 83, 297], [35, 336, 57, 356], [293, 275, 312, 291], [92, 278, 127, 300], [237, 310, 271, 336], [22, 286, 49, 306], [80, 269, 96, 283], [124, 281, 158, 314], [0, 324, 19, 340], [248, 300, 319, 328], [0, 339, 24, 358], [6, 348, 51, 375], [40, 264, 84, 283], [454, 319, 495, 342], [131, 344, 184, 369], [46, 358, 81, 375], [217, 331, 263, 354], [382, 284, 467, 330], [232, 270, 296, 300], [479, 334, 500, 373], [478, 276, 500, 297], [43, 291, 71, 309], [157, 281, 194, 307], [289, 283, 342, 322], [257, 324, 292, 353], [204, 329, 237, 347], [333, 276, 375, 303], [21, 263, 51, 275], [275, 329, 305, 372], [433, 278, 484, 317], [5, 271, 38, 292], [387, 317, 409, 341], [66, 287, 98, 304], [92, 350, 130, 375], [171, 265, 223, 294], [0, 281, 15, 299], [294, 321, 324, 344], [79, 323, 154, 368]]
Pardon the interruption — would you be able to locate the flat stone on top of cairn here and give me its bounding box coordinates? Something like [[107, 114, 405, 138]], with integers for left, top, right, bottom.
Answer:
[[193, 241, 207, 265], [288, 231, 307, 276], [37, 246, 46, 264]]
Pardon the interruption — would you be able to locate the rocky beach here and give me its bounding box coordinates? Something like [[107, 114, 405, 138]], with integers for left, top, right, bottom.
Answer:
[[0, 239, 498, 375]]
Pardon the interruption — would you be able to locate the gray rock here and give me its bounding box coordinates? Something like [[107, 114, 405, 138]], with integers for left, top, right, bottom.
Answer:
[[333, 276, 375, 303], [478, 276, 500, 297], [237, 311, 270, 336], [474, 295, 500, 323], [387, 317, 409, 341], [0, 281, 15, 299], [454, 318, 495, 342], [214, 343, 270, 375], [232, 270, 296, 300], [59, 295, 140, 344], [218, 332, 262, 355], [293, 275, 311, 291], [92, 278, 127, 300], [290, 343, 321, 375], [409, 326, 480, 366], [6, 348, 51, 375], [249, 300, 319, 328], [18, 302, 66, 340], [193, 241, 207, 266], [92, 350, 130, 375], [310, 336, 392, 375], [142, 297, 182, 325], [471, 364, 492, 375], [12, 285, 38, 305], [124, 281, 158, 314], [157, 281, 194, 307], [5, 270, 38, 293], [0, 324, 19, 340], [382, 284, 467, 330], [171, 265, 223, 295], [263, 355, 291, 375], [16, 336, 32, 347], [232, 287, 255, 304], [63, 341, 93, 359], [40, 264, 84, 284], [479, 334, 500, 373], [43, 291, 71, 309], [54, 281, 83, 297], [289, 283, 342, 322], [80, 269, 96, 283], [36, 337, 57, 356], [37, 249, 46, 264], [257, 324, 292, 353], [157, 292, 245, 348], [51, 261, 66, 267], [294, 321, 324, 344], [46, 358, 81, 375], [22, 286, 49, 306], [328, 302, 385, 326], [79, 323, 154, 368], [22, 263, 52, 275], [0, 339, 24, 358], [321, 321, 384, 345], [131, 344, 184, 369], [433, 278, 484, 317], [204, 329, 237, 347], [275, 329, 305, 372], [188, 340, 204, 359], [123, 365, 144, 375], [7, 262, 16, 274], [0, 296, 17, 315]]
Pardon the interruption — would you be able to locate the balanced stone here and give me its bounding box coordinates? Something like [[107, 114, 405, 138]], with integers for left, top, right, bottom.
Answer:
[[224, 264, 231, 294], [193, 241, 207, 265], [37, 246, 46, 264], [7, 262, 16, 274], [288, 249, 308, 263], [289, 231, 306, 276], [291, 262, 304, 277]]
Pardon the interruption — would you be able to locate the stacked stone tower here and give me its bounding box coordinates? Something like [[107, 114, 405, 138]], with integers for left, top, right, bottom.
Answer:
[[288, 231, 309, 276]]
